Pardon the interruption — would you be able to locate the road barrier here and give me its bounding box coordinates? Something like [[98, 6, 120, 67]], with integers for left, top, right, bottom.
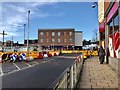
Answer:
[[0, 50, 97, 63], [48, 54, 83, 89], [0, 51, 60, 63]]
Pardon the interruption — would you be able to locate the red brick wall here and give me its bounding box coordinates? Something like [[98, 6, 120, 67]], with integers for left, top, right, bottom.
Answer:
[[38, 29, 75, 46]]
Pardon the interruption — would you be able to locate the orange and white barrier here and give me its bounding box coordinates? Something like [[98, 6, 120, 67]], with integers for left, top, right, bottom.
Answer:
[[0, 53, 3, 63], [43, 54, 48, 58], [37, 52, 43, 59]]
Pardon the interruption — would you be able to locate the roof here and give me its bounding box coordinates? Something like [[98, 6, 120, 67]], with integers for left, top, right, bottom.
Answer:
[[38, 28, 75, 31], [75, 31, 82, 33]]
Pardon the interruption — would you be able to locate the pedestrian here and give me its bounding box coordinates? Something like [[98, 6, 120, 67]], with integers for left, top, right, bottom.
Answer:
[[106, 47, 109, 64], [98, 46, 105, 64]]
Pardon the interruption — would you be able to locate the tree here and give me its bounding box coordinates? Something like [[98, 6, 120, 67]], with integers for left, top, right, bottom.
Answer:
[[92, 28, 98, 42]]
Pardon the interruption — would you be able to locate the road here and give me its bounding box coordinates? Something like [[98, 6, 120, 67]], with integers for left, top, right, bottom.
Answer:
[[2, 54, 80, 89]]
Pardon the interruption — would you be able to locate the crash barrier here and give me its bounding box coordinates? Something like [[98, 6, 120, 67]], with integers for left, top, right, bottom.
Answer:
[[0, 50, 97, 62], [0, 51, 60, 63], [61, 50, 98, 59], [0, 52, 27, 63], [48, 54, 83, 89]]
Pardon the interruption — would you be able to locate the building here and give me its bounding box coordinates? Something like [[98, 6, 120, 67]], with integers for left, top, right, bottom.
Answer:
[[0, 41, 2, 46], [38, 28, 83, 50], [98, 0, 119, 72], [6, 40, 13, 47], [24, 39, 38, 46]]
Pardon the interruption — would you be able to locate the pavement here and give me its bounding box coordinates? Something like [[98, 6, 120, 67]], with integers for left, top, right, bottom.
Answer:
[[77, 57, 118, 90], [2, 54, 80, 89]]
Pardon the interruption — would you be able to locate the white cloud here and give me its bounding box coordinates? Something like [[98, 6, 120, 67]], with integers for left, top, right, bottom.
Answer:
[[1, 2, 56, 42]]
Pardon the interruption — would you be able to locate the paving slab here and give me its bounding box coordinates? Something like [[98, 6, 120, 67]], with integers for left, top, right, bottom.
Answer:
[[77, 57, 118, 89]]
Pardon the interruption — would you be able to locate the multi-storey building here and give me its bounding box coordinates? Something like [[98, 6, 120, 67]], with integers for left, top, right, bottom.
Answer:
[[38, 28, 82, 50], [98, 0, 119, 72]]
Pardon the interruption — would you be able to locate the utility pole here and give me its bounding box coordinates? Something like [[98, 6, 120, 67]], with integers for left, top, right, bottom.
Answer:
[[27, 10, 30, 54], [24, 24, 26, 45], [11, 36, 13, 49], [0, 31, 7, 52]]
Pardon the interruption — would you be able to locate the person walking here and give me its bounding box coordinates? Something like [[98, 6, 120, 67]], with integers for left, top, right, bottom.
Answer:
[[98, 46, 105, 64]]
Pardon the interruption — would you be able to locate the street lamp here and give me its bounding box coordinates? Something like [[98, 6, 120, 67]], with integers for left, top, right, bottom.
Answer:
[[92, 2, 98, 8], [24, 24, 26, 45], [27, 10, 30, 54], [0, 31, 7, 52], [11, 36, 13, 49]]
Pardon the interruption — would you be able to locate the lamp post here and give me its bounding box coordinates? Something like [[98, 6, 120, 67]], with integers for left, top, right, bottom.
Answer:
[[11, 36, 13, 49], [27, 10, 30, 54], [0, 31, 7, 52], [24, 24, 26, 45], [92, 2, 98, 8]]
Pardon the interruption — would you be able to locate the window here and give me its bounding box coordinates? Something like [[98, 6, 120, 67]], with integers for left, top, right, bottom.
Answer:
[[52, 39, 55, 42], [69, 32, 72, 36], [64, 39, 66, 43], [108, 13, 119, 35], [47, 39, 49, 43], [64, 32, 66, 36], [70, 38, 72, 43], [46, 32, 49, 36], [58, 32, 60, 36], [108, 21, 113, 35], [40, 32, 43, 36], [114, 14, 119, 32], [52, 32, 55, 36], [40, 39, 43, 43], [58, 39, 60, 43], [100, 32, 105, 40]]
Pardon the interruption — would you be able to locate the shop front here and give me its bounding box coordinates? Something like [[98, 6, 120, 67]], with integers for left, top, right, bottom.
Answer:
[[105, 0, 119, 72]]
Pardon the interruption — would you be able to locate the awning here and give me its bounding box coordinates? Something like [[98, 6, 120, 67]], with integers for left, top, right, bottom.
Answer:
[[106, 0, 118, 23]]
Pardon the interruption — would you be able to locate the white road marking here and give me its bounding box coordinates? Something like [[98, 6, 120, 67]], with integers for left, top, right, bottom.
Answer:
[[33, 61, 39, 65], [0, 69, 4, 75], [2, 58, 56, 76], [24, 62, 31, 67], [13, 63, 20, 70], [43, 61, 47, 63]]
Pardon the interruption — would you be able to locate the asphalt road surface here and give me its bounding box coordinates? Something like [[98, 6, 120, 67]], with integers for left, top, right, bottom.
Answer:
[[2, 54, 80, 89]]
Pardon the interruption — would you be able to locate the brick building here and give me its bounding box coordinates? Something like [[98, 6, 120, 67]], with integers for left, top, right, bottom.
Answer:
[[38, 28, 82, 50]]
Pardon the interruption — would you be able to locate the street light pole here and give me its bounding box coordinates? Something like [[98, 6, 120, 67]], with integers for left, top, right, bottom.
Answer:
[[11, 36, 13, 49], [0, 31, 7, 52], [27, 10, 30, 54], [24, 24, 26, 45]]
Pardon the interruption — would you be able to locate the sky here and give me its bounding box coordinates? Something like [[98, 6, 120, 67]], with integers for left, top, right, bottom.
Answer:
[[0, 1, 98, 44]]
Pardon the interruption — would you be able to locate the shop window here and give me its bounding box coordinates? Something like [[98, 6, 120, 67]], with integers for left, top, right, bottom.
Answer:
[[108, 21, 113, 35], [114, 14, 119, 32], [100, 32, 105, 40]]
